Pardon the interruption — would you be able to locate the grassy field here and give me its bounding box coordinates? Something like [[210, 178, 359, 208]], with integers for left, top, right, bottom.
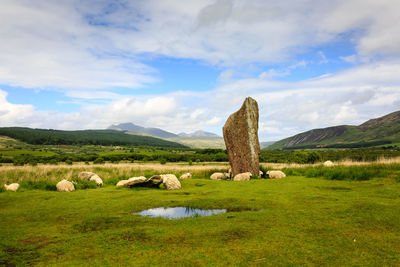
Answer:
[[0, 163, 399, 266]]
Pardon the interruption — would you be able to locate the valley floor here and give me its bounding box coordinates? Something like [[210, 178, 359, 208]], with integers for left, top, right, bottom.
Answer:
[[0, 163, 399, 266]]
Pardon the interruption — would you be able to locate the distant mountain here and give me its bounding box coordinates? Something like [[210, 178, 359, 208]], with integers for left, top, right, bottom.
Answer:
[[108, 123, 223, 148], [0, 127, 187, 148], [108, 123, 178, 138], [178, 130, 220, 138], [167, 137, 225, 149], [268, 110, 400, 150]]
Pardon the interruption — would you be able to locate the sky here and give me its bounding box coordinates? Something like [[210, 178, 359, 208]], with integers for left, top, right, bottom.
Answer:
[[1, 0, 400, 141]]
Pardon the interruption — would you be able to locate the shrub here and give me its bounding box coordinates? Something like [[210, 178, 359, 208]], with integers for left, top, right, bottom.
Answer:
[[65, 159, 73, 165], [94, 157, 105, 164], [159, 158, 167, 165], [72, 179, 97, 190], [20, 181, 57, 191], [29, 160, 38, 166], [49, 159, 58, 165], [13, 160, 24, 166], [105, 177, 121, 186], [282, 164, 396, 181], [259, 165, 268, 178]]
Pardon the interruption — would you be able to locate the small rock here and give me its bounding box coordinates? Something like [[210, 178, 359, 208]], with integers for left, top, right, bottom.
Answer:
[[125, 176, 147, 187], [144, 175, 163, 188], [116, 180, 129, 187]]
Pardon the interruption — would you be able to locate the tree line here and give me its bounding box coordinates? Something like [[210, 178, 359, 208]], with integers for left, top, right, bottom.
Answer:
[[2, 148, 400, 166], [0, 127, 186, 148]]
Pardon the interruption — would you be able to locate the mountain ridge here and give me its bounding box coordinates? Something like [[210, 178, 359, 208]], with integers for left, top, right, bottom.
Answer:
[[0, 127, 187, 148], [108, 123, 220, 138], [268, 110, 400, 150]]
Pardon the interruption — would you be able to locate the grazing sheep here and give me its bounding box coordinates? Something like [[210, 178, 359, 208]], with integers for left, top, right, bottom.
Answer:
[[259, 170, 264, 177], [233, 172, 252, 181], [210, 172, 230, 180], [116, 180, 129, 187], [4, 183, 20, 192], [78, 171, 96, 180], [89, 175, 103, 187], [56, 179, 75, 192], [78, 172, 102, 187], [323, 160, 334, 167], [179, 173, 192, 179], [160, 174, 181, 190], [267, 170, 286, 179]]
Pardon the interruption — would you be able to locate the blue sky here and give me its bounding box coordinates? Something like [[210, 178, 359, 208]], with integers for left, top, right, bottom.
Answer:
[[0, 0, 400, 141]]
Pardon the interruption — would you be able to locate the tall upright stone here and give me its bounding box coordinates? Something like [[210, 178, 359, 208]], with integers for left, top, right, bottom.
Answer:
[[223, 97, 260, 177]]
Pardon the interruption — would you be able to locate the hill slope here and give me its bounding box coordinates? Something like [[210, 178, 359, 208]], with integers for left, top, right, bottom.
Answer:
[[268, 110, 400, 149], [166, 137, 226, 149], [178, 130, 220, 138], [108, 123, 178, 138], [0, 127, 187, 148]]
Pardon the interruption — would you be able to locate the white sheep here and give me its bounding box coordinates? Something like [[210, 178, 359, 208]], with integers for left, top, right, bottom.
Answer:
[[323, 160, 334, 167], [159, 174, 178, 183], [89, 175, 103, 187], [210, 172, 230, 180], [259, 170, 264, 177], [233, 172, 252, 181], [4, 183, 20, 192], [267, 170, 286, 179], [160, 174, 181, 190], [56, 179, 75, 192], [179, 173, 192, 179], [78, 171, 96, 180]]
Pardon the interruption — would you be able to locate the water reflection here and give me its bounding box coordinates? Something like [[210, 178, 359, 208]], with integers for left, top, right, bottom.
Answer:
[[134, 207, 227, 219]]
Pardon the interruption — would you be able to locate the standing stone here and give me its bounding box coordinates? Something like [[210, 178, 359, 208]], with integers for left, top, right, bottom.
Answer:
[[223, 97, 260, 177]]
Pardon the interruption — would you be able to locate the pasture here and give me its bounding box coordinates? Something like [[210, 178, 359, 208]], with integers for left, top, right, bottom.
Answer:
[[0, 162, 399, 266]]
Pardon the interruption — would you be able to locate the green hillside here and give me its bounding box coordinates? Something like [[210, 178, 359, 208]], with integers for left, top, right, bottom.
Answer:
[[0, 127, 187, 148], [126, 131, 226, 149], [166, 137, 226, 149], [268, 110, 400, 150]]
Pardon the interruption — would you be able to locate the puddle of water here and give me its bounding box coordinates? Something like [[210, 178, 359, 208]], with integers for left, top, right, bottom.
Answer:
[[134, 207, 227, 219]]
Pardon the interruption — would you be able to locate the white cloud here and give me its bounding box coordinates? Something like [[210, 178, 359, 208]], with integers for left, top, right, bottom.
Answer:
[[340, 55, 357, 63], [1, 0, 400, 93], [0, 90, 35, 126], [1, 0, 400, 142], [1, 59, 400, 140]]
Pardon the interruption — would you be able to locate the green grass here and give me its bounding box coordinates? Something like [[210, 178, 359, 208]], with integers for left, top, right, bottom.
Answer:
[[283, 164, 400, 181], [1, 171, 399, 266]]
